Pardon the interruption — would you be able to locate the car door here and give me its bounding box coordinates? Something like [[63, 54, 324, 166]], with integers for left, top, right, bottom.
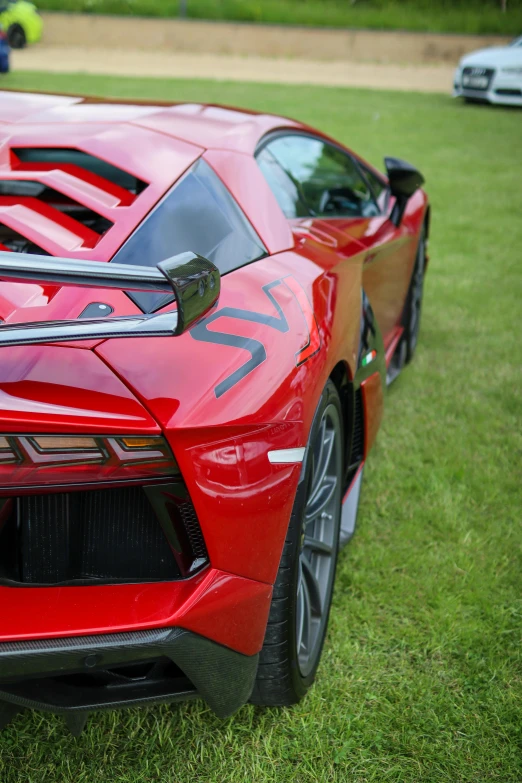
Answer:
[[353, 162, 418, 348], [256, 132, 417, 348]]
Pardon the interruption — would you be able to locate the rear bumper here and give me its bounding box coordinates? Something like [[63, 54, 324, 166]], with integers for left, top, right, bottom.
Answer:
[[0, 567, 272, 657], [0, 627, 259, 723]]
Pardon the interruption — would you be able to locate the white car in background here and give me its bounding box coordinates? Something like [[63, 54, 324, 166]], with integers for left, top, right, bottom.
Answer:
[[453, 35, 522, 106]]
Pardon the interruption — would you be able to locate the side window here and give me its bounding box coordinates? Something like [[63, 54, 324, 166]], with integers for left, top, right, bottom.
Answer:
[[257, 147, 309, 219], [360, 164, 389, 211], [113, 159, 266, 312], [257, 134, 380, 219]]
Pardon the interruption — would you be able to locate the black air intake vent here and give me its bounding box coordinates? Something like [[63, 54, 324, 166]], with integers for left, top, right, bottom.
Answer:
[[179, 501, 208, 560], [0, 224, 48, 255], [348, 387, 365, 471], [12, 148, 148, 196], [0, 484, 208, 586], [0, 181, 114, 236]]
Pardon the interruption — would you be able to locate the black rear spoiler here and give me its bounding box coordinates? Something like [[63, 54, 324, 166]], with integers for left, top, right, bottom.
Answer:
[[0, 251, 220, 347]]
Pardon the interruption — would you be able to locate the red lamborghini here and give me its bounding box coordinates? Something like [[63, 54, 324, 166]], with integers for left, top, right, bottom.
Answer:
[[0, 90, 429, 733]]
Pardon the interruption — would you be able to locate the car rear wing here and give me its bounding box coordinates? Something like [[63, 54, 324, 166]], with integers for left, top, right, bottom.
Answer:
[[0, 251, 220, 347]]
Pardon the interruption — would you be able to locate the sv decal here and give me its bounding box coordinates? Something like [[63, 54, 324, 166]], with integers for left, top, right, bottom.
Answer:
[[190, 276, 321, 398]]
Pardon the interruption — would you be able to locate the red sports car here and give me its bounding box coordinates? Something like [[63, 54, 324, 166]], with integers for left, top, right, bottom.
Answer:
[[0, 90, 429, 734]]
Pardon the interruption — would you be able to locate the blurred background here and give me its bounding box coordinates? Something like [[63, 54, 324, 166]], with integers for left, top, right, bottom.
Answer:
[[1, 0, 521, 95]]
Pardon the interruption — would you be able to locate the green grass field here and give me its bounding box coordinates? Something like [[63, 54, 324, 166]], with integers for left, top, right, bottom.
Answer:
[[0, 72, 521, 782], [36, 0, 522, 35]]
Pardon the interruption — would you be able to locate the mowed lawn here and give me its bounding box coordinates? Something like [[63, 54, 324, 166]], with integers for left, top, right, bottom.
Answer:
[[0, 73, 521, 782]]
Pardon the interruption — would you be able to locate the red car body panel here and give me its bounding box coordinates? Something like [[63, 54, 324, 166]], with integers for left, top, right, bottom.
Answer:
[[0, 568, 271, 656], [0, 344, 159, 435], [204, 149, 294, 254], [132, 103, 301, 154], [0, 91, 428, 666], [360, 371, 384, 458]]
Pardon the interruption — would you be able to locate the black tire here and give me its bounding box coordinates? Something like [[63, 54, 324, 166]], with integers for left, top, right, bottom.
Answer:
[[251, 380, 344, 706], [403, 228, 426, 364], [7, 24, 26, 49]]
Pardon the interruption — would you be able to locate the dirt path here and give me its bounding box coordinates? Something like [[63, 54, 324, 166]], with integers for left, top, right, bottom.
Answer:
[[12, 46, 454, 93]]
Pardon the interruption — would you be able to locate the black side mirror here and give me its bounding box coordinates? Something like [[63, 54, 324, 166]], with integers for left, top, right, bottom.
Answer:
[[384, 157, 425, 226]]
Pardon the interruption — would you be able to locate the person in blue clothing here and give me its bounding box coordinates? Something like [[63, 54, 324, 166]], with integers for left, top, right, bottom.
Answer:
[[0, 22, 10, 72]]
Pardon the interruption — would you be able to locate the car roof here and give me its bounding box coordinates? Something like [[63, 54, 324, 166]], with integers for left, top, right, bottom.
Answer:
[[0, 90, 301, 261], [0, 90, 300, 153]]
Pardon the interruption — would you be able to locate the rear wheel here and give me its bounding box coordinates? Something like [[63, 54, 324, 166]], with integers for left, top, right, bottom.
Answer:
[[7, 24, 26, 49], [251, 380, 344, 706]]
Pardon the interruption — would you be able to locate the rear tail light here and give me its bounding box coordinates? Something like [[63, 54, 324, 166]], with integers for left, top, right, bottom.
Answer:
[[0, 434, 178, 491]]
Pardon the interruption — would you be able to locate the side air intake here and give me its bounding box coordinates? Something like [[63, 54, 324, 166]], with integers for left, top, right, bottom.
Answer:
[[348, 387, 365, 474]]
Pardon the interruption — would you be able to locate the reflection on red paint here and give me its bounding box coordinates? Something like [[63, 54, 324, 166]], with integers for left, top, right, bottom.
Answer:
[[361, 371, 384, 458], [283, 275, 322, 365]]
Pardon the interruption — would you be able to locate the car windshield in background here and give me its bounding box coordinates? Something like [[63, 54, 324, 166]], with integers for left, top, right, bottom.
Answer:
[[113, 159, 267, 313]]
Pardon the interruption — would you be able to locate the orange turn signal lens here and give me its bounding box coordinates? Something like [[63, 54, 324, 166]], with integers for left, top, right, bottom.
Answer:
[[120, 437, 160, 449]]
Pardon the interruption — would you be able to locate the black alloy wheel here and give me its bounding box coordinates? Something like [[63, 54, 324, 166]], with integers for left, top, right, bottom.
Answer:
[[7, 24, 26, 49]]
